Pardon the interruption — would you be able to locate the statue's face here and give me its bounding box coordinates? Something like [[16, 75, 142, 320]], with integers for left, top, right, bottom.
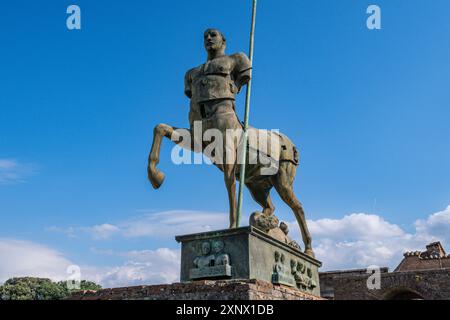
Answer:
[[211, 241, 224, 254], [204, 29, 225, 52], [201, 242, 211, 255]]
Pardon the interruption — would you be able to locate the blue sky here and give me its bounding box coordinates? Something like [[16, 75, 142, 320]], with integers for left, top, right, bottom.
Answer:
[[0, 1, 449, 286]]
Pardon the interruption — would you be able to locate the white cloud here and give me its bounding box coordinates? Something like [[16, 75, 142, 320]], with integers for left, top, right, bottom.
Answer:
[[49, 210, 230, 240], [414, 206, 450, 243], [84, 248, 180, 288], [287, 206, 450, 271], [121, 210, 229, 238], [308, 213, 405, 241], [45, 226, 77, 238], [0, 159, 37, 185], [0, 238, 180, 288], [0, 239, 72, 283], [85, 224, 120, 240]]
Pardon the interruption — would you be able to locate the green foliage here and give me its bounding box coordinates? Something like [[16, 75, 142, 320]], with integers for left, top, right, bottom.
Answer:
[[0, 277, 102, 300], [57, 279, 103, 296]]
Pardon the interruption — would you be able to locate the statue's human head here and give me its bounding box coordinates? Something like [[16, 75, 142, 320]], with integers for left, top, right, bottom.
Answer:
[[201, 241, 211, 255], [204, 28, 226, 54], [211, 240, 224, 254]]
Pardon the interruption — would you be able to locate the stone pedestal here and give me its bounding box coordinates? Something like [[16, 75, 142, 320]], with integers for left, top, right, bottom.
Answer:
[[176, 226, 322, 297]]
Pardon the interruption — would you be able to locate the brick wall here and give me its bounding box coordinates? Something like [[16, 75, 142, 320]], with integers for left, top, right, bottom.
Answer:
[[395, 256, 450, 272], [320, 268, 389, 299], [68, 279, 323, 300], [331, 269, 450, 300]]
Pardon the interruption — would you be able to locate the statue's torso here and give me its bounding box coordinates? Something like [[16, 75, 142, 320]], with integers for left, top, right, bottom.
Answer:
[[185, 53, 251, 104], [189, 56, 237, 103]]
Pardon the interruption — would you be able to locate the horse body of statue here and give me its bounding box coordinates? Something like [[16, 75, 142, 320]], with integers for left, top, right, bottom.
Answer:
[[147, 29, 314, 257]]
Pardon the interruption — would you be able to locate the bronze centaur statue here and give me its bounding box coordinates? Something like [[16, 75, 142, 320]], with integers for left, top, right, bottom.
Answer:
[[147, 29, 314, 257]]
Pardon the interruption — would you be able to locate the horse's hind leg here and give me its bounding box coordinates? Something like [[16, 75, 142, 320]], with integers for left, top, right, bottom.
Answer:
[[247, 183, 275, 216], [273, 162, 314, 258], [148, 124, 194, 189]]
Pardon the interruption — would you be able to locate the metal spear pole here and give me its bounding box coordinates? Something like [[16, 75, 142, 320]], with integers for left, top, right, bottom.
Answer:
[[236, 0, 257, 227]]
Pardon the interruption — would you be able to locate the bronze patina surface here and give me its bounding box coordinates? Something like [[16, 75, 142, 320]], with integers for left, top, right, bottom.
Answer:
[[147, 29, 315, 257], [176, 227, 322, 297]]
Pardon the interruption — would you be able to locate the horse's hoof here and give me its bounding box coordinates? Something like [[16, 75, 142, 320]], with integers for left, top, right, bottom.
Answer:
[[148, 167, 165, 189], [305, 248, 315, 259]]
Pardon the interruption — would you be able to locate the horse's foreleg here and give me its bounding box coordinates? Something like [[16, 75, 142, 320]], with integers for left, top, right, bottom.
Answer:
[[224, 162, 238, 228], [148, 124, 195, 189], [148, 124, 174, 189], [222, 139, 238, 228]]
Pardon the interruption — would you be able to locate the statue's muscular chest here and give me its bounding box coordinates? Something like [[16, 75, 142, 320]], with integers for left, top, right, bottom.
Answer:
[[188, 56, 238, 103], [190, 56, 234, 81]]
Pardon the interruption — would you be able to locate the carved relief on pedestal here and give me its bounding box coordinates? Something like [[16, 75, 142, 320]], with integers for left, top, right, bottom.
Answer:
[[271, 251, 296, 287], [290, 259, 317, 291], [271, 250, 317, 290], [189, 240, 232, 280]]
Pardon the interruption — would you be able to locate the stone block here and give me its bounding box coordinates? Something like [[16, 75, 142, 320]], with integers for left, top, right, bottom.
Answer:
[[176, 226, 322, 297]]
